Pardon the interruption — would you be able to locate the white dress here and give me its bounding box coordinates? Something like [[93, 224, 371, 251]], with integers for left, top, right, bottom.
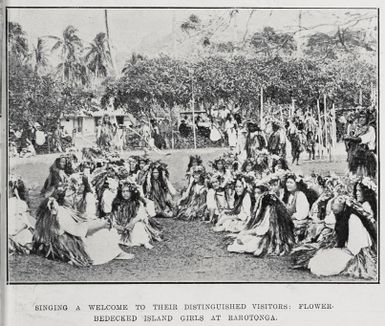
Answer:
[[128, 204, 153, 247], [225, 121, 237, 148], [57, 206, 122, 265], [308, 202, 373, 276], [206, 189, 228, 215], [8, 197, 35, 251], [218, 193, 252, 233]]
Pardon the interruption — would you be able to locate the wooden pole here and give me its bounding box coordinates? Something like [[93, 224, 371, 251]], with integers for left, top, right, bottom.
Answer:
[[317, 98, 322, 158], [190, 68, 197, 150], [359, 88, 363, 106], [323, 94, 331, 162], [260, 87, 264, 126]]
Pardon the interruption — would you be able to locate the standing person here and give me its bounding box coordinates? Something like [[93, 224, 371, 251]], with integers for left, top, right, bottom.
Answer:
[[52, 125, 64, 153], [159, 118, 170, 149], [235, 121, 248, 164], [306, 130, 316, 160], [287, 121, 304, 165], [209, 117, 223, 144], [268, 122, 283, 156], [225, 114, 238, 151], [304, 111, 318, 135], [179, 119, 191, 138], [142, 119, 156, 151], [245, 122, 265, 159], [151, 119, 165, 149], [95, 119, 102, 146], [111, 123, 119, 150], [98, 115, 114, 150], [344, 112, 376, 178]]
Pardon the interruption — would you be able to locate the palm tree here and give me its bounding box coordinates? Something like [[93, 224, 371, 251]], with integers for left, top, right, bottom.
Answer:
[[8, 22, 29, 62], [31, 37, 49, 74], [48, 25, 87, 85], [121, 52, 145, 74], [85, 32, 112, 79]]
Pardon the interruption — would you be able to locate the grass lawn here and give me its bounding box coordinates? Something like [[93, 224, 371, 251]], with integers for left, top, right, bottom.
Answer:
[[8, 146, 370, 283]]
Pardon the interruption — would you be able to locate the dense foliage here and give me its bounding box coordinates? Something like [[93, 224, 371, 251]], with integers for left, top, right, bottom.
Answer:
[[8, 13, 377, 131]]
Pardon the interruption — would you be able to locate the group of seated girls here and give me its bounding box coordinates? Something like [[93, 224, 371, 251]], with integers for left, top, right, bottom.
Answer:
[[9, 153, 167, 267], [174, 153, 377, 280]]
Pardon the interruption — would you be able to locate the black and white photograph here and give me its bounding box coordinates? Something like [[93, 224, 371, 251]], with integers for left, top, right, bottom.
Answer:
[[6, 6, 378, 283]]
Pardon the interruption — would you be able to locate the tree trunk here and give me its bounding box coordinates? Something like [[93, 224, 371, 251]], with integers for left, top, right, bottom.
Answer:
[[105, 10, 115, 74]]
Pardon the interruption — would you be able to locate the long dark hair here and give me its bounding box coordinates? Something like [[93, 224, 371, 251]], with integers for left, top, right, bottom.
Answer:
[[142, 162, 170, 194], [255, 155, 269, 173], [112, 181, 144, 208], [9, 177, 28, 202], [51, 156, 74, 176], [241, 159, 255, 172], [282, 174, 318, 207], [212, 158, 226, 173], [272, 158, 289, 172], [111, 182, 146, 225], [334, 200, 377, 248], [353, 182, 377, 221], [127, 158, 139, 175], [186, 155, 202, 173], [230, 177, 249, 215], [73, 175, 93, 214]]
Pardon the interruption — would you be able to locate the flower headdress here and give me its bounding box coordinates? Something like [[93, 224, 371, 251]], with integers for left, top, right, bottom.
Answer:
[[192, 165, 206, 175], [189, 155, 202, 165], [209, 172, 224, 184], [119, 180, 140, 194], [360, 176, 377, 193]]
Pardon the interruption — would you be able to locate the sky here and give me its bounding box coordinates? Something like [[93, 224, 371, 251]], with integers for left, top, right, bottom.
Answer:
[[8, 8, 377, 69]]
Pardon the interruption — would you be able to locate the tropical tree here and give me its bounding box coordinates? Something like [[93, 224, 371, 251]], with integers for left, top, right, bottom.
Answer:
[[8, 22, 29, 62], [30, 37, 49, 75], [49, 25, 88, 85], [250, 27, 297, 58], [85, 32, 112, 79]]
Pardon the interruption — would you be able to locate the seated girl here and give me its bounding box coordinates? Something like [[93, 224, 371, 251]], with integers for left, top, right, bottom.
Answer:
[[228, 184, 295, 257], [213, 176, 252, 233], [33, 189, 134, 267], [175, 167, 207, 221], [41, 155, 74, 197], [8, 175, 35, 255], [281, 174, 314, 242], [111, 181, 162, 249], [211, 158, 232, 188], [254, 151, 271, 179], [125, 157, 139, 182], [206, 173, 232, 223], [241, 159, 256, 179], [271, 156, 289, 173], [66, 173, 97, 221], [142, 162, 176, 218], [185, 155, 203, 183], [136, 157, 150, 186], [307, 194, 377, 280]]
